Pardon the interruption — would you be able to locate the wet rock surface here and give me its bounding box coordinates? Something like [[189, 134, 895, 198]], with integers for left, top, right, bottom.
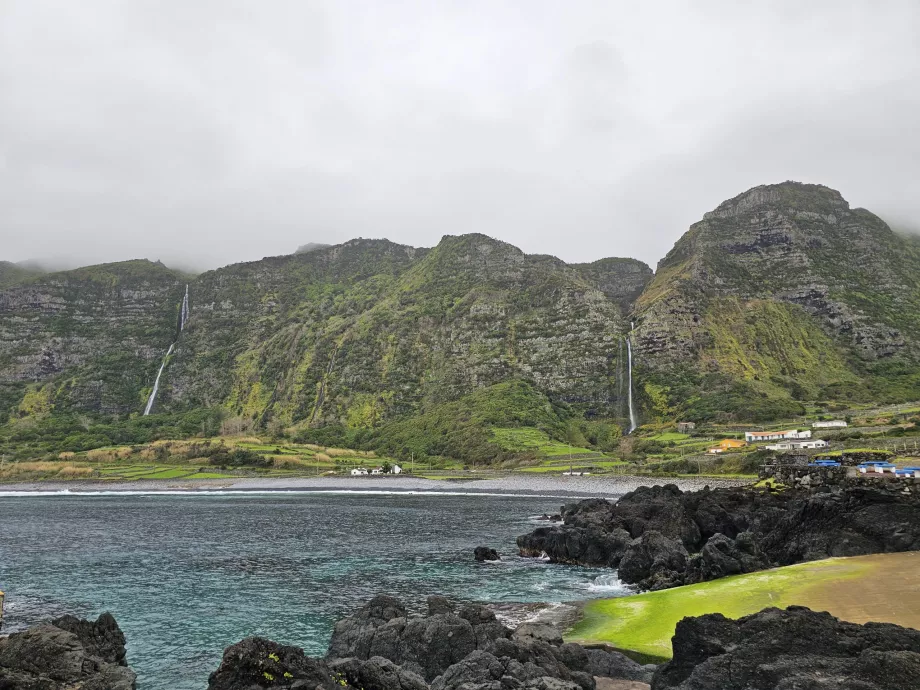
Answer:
[[652, 606, 920, 690], [517, 483, 920, 590], [0, 613, 136, 690], [474, 546, 500, 562]]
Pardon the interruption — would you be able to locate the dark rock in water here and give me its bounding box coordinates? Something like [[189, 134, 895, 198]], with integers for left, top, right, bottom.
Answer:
[[0, 613, 136, 690], [474, 546, 500, 562], [209, 637, 348, 690], [652, 606, 920, 690], [327, 594, 408, 661], [518, 484, 920, 591], [329, 656, 428, 690]]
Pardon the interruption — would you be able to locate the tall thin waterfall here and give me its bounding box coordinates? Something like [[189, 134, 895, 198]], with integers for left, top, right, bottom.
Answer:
[[143, 344, 174, 415], [143, 285, 190, 416], [179, 284, 190, 331], [626, 321, 637, 433]]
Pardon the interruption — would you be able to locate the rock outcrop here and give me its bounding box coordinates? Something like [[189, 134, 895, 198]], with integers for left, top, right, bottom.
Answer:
[[474, 546, 500, 562], [652, 606, 920, 690], [211, 594, 654, 690], [0, 612, 136, 690], [518, 483, 920, 590]]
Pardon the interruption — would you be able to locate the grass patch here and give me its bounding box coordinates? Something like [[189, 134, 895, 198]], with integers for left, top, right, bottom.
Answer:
[[491, 427, 594, 456], [567, 558, 876, 660]]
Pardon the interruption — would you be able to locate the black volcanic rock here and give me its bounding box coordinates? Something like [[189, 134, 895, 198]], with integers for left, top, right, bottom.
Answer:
[[326, 595, 511, 681], [0, 613, 136, 690], [474, 546, 500, 562], [517, 484, 920, 591], [209, 637, 347, 690], [652, 606, 920, 690]]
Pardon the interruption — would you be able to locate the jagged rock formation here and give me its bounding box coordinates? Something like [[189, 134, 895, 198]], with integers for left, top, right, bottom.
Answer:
[[209, 594, 655, 690], [652, 606, 920, 690], [517, 484, 920, 590], [634, 182, 920, 421], [0, 612, 136, 689]]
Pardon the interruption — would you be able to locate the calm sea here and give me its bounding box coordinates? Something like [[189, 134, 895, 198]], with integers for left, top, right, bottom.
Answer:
[[0, 490, 629, 690]]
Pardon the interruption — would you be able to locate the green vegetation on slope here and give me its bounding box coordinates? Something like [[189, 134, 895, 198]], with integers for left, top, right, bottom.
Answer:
[[567, 557, 876, 661]]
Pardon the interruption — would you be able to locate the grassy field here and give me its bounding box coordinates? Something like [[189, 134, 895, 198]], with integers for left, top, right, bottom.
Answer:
[[567, 552, 920, 662]]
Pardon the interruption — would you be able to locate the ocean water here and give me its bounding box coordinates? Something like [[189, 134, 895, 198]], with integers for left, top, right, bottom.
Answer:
[[0, 491, 630, 690]]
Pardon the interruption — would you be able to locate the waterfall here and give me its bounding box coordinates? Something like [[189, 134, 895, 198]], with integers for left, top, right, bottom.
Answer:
[[143, 286, 191, 415], [143, 343, 174, 415], [626, 322, 637, 433], [179, 284, 190, 331]]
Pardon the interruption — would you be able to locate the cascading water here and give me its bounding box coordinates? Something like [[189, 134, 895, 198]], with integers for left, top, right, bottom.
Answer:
[[626, 321, 637, 433], [179, 284, 190, 332], [143, 285, 190, 416], [143, 344, 174, 415]]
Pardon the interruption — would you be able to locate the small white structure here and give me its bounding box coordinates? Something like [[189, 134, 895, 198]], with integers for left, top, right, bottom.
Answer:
[[391, 464, 402, 474], [765, 439, 828, 451], [371, 467, 382, 475], [350, 467, 369, 476], [812, 420, 848, 428], [746, 429, 812, 443]]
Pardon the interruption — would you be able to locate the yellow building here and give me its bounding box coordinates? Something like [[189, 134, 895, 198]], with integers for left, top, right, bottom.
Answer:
[[708, 438, 748, 454]]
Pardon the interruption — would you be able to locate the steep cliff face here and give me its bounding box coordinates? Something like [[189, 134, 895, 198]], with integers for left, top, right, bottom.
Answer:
[[0, 237, 648, 430], [0, 260, 186, 415], [633, 182, 920, 418], [163, 235, 631, 428]]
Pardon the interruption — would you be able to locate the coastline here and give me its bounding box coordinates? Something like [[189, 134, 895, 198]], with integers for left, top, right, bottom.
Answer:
[[0, 473, 750, 497]]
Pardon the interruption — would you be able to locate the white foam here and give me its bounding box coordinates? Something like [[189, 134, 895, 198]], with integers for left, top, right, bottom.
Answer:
[[0, 488, 576, 499], [583, 573, 632, 594]]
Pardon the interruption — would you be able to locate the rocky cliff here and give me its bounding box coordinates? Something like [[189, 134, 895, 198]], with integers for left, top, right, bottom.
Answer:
[[2, 181, 919, 441], [633, 182, 920, 421]]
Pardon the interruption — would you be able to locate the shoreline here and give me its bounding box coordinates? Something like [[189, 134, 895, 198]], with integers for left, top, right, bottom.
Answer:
[[0, 473, 750, 497]]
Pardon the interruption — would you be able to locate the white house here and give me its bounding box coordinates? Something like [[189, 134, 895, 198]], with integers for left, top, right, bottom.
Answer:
[[391, 464, 402, 474], [350, 467, 369, 476], [812, 420, 848, 428], [370, 467, 382, 475], [745, 429, 811, 443], [765, 439, 829, 451]]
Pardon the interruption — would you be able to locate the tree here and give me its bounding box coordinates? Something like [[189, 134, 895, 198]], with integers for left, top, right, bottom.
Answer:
[[381, 461, 392, 474]]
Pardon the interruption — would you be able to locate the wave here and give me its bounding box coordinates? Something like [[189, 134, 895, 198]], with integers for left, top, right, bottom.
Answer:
[[0, 488, 577, 499], [582, 573, 632, 594]]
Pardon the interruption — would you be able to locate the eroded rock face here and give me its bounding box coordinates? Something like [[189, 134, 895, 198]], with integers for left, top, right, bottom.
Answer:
[[518, 484, 920, 591], [474, 546, 500, 562], [326, 595, 512, 681], [0, 613, 136, 690], [652, 606, 920, 690]]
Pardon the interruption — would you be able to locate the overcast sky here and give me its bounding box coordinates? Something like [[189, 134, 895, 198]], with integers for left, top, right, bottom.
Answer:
[[2, 1, 919, 273]]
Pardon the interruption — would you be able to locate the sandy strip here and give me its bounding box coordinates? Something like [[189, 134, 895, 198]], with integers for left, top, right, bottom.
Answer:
[[0, 474, 749, 498]]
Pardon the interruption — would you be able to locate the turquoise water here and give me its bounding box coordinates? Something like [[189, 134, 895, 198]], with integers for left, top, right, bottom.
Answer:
[[0, 490, 628, 689]]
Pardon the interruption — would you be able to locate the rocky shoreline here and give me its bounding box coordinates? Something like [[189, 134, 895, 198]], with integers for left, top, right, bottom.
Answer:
[[5, 597, 920, 690], [0, 474, 749, 498], [516, 482, 920, 591]]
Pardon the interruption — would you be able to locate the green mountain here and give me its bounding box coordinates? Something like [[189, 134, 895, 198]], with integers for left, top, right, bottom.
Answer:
[[2, 181, 919, 460], [633, 182, 920, 421]]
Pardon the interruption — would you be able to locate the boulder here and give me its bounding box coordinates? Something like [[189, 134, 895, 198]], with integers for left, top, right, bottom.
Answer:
[[617, 531, 688, 589], [327, 595, 510, 681], [652, 606, 920, 690], [0, 613, 136, 690], [513, 622, 564, 646], [474, 546, 500, 562], [684, 532, 768, 583], [327, 594, 408, 661], [209, 637, 347, 690], [329, 656, 428, 690], [554, 645, 654, 685]]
